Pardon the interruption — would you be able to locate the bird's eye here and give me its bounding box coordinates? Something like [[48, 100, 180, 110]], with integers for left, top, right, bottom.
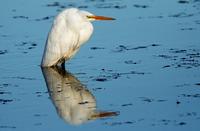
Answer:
[[86, 16, 92, 19]]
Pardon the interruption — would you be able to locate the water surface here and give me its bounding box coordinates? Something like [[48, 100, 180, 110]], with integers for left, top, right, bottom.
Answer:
[[0, 0, 200, 131]]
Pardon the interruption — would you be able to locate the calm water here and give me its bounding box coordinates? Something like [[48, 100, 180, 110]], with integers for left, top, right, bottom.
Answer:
[[0, 0, 200, 131]]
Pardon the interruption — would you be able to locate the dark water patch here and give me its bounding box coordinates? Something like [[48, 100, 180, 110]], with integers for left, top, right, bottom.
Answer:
[[46, 2, 60, 7], [132, 46, 148, 50], [139, 97, 167, 103], [152, 119, 188, 126], [162, 65, 171, 68], [124, 60, 141, 65], [47, 2, 76, 8], [12, 9, 16, 12], [31, 43, 37, 47], [34, 114, 41, 117], [192, 0, 200, 9], [92, 69, 149, 82], [16, 41, 28, 46], [176, 100, 181, 104], [90, 47, 105, 50], [121, 71, 148, 75], [113, 44, 160, 53], [169, 49, 187, 53], [112, 5, 126, 9], [87, 56, 94, 59], [157, 48, 200, 69], [103, 120, 135, 126], [0, 125, 16, 129], [74, 72, 87, 76], [137, 15, 164, 19], [4, 76, 36, 81], [78, 5, 89, 9], [95, 3, 126, 9], [137, 16, 144, 19], [85, 0, 106, 2], [92, 87, 105, 91], [151, 44, 160, 47], [157, 54, 178, 59], [37, 94, 42, 97], [95, 77, 108, 82], [15, 41, 37, 53], [113, 45, 128, 52], [154, 119, 185, 126], [92, 69, 115, 82], [34, 114, 48, 117], [0, 25, 3, 28], [175, 83, 190, 87], [22, 51, 28, 54], [148, 15, 164, 19], [195, 20, 200, 24], [35, 91, 48, 97], [121, 103, 133, 107], [169, 12, 194, 18], [177, 122, 187, 125], [181, 27, 195, 30], [0, 99, 13, 104], [0, 34, 9, 38], [67, 3, 77, 7], [13, 15, 29, 19], [0, 91, 11, 94], [46, 1, 69, 9], [178, 0, 190, 4], [195, 83, 200, 86], [46, 1, 88, 10], [0, 83, 18, 88], [193, 0, 200, 3], [181, 93, 200, 98], [133, 4, 149, 8], [179, 112, 197, 117], [35, 91, 48, 94], [139, 97, 153, 102], [157, 99, 167, 102], [0, 83, 10, 88], [34, 123, 42, 126], [0, 50, 8, 55], [158, 119, 173, 126], [35, 16, 54, 21]]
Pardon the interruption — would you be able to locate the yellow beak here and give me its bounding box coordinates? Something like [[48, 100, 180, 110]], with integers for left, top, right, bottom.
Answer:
[[88, 15, 115, 20]]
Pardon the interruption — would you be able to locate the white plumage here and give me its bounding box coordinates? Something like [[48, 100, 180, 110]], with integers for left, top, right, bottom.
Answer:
[[41, 8, 115, 67]]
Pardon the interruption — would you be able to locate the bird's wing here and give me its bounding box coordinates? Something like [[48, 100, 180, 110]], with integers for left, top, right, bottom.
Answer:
[[41, 15, 80, 67]]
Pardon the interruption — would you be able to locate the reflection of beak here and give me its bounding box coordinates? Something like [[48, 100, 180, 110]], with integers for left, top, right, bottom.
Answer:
[[91, 111, 119, 119], [88, 15, 115, 20]]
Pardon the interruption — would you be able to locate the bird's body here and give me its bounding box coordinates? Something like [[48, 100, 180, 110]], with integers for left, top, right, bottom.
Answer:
[[41, 8, 114, 67]]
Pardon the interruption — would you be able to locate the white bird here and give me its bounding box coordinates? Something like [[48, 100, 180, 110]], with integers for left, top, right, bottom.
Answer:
[[41, 8, 115, 68]]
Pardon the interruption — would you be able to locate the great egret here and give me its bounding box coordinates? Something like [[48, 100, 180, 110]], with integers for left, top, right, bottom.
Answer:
[[41, 8, 115, 68]]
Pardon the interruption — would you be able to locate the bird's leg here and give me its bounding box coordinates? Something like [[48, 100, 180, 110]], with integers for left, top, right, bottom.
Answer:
[[61, 61, 65, 70]]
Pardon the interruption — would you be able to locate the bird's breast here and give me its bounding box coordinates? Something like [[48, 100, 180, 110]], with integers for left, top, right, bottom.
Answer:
[[78, 22, 93, 46]]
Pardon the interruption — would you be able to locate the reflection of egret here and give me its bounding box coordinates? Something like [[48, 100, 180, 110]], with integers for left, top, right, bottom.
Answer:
[[41, 67, 118, 125], [41, 8, 115, 68]]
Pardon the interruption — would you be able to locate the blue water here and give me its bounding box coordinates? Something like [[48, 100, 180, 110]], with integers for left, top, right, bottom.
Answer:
[[0, 0, 200, 131]]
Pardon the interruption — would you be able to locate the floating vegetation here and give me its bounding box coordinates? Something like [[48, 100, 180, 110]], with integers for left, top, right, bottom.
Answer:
[[157, 48, 200, 69]]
